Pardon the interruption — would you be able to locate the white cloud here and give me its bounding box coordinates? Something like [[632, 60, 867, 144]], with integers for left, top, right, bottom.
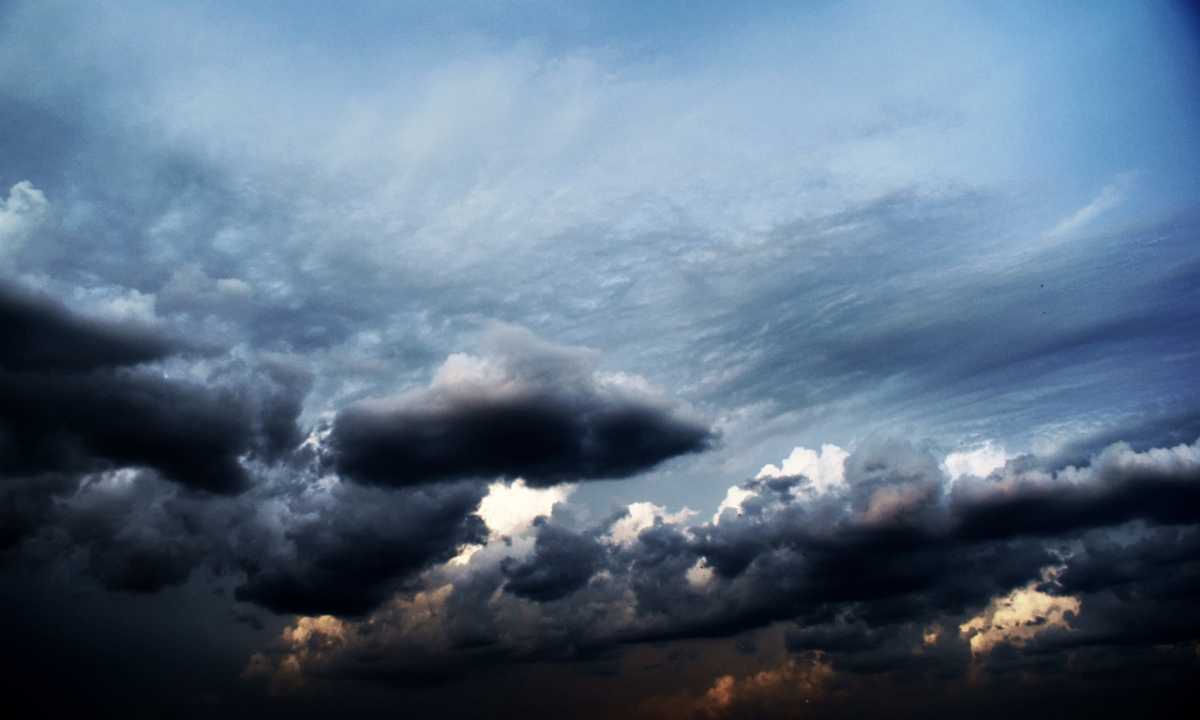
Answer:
[[476, 478, 575, 538], [713, 484, 758, 524], [606, 501, 697, 547], [448, 477, 574, 566], [756, 443, 849, 493], [955, 437, 1200, 503], [944, 441, 1009, 481], [1043, 174, 1134, 240], [0, 180, 49, 264]]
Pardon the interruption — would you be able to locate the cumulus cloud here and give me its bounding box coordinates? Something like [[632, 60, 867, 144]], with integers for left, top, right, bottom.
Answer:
[[502, 519, 605, 602], [712, 443, 849, 525], [0, 282, 316, 498], [755, 443, 848, 491], [0, 180, 48, 264], [2, 291, 722, 619], [331, 324, 715, 487], [477, 478, 576, 538], [944, 441, 1008, 481], [234, 479, 488, 616], [959, 566, 1081, 656], [950, 438, 1200, 540], [606, 501, 697, 547], [8, 451, 488, 616], [254, 432, 1200, 697]]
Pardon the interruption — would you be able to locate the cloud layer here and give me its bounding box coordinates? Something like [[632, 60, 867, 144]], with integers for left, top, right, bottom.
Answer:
[[241, 435, 1200, 711]]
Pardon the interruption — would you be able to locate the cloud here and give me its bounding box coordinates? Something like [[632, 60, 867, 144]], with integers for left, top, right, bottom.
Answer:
[[1043, 174, 1134, 240], [234, 479, 488, 616], [606, 501, 697, 547], [7, 437, 488, 615], [0, 180, 48, 264], [959, 566, 1081, 656], [54, 468, 209, 593], [257, 431, 1200, 694], [1, 282, 173, 372], [477, 478, 576, 538], [0, 281, 312, 497], [0, 358, 291, 496], [755, 443, 848, 492], [1, 290, 720, 619], [502, 519, 605, 602], [712, 442, 850, 524], [950, 438, 1200, 540], [331, 324, 715, 488], [712, 484, 758, 525], [944, 441, 1008, 481], [636, 656, 833, 720]]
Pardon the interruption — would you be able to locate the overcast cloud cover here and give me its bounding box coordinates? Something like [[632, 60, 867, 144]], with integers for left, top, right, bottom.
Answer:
[[2, 1, 1199, 717]]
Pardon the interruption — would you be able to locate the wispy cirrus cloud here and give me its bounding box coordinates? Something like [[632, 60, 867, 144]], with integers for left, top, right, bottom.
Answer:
[[1043, 173, 1136, 241]]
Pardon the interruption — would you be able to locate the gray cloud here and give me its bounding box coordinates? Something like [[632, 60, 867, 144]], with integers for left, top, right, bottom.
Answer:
[[270, 434, 1199, 698], [502, 519, 606, 602], [233, 480, 488, 616], [1, 283, 174, 372], [331, 325, 715, 488], [0, 288, 311, 496]]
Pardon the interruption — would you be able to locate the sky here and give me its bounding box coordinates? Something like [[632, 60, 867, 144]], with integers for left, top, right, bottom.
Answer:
[[2, 1, 1199, 717]]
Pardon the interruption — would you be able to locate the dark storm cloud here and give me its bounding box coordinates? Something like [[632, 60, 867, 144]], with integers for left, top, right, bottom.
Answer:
[[0, 473, 75, 551], [234, 480, 488, 616], [33, 426, 1186, 688], [348, 435, 1198, 686], [54, 469, 209, 593], [633, 436, 1195, 681], [1, 294, 719, 618], [950, 443, 1200, 541], [0, 281, 311, 496], [2, 369, 258, 494], [334, 398, 712, 488], [0, 283, 174, 372], [1043, 524, 1200, 650], [217, 357, 315, 464], [7, 462, 490, 609], [646, 438, 1200, 643], [331, 325, 715, 488], [502, 519, 605, 602]]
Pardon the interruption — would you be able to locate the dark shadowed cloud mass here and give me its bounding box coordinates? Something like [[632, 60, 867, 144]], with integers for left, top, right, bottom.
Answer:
[[331, 324, 714, 488], [2, 1, 1199, 718], [0, 285, 309, 496]]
